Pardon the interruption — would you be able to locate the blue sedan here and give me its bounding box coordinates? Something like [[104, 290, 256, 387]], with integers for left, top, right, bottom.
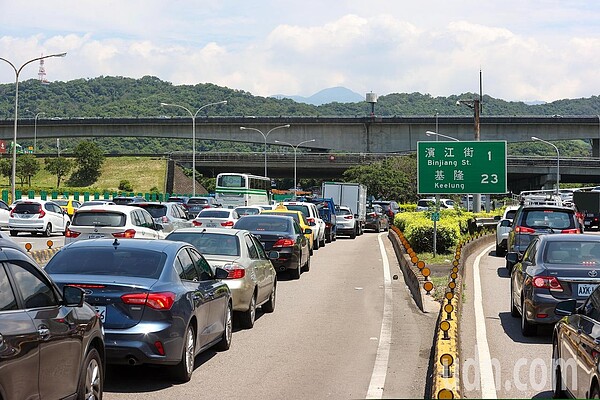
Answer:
[[44, 238, 232, 382]]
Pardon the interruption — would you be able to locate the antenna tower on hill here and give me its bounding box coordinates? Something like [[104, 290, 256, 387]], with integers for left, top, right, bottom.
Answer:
[[38, 54, 49, 84]]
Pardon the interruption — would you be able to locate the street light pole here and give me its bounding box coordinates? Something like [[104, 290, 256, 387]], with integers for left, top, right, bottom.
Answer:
[[161, 100, 227, 196], [425, 130, 460, 142], [29, 111, 46, 153], [0, 52, 66, 202], [532, 136, 560, 194], [240, 124, 291, 176], [274, 139, 316, 197], [457, 99, 482, 211]]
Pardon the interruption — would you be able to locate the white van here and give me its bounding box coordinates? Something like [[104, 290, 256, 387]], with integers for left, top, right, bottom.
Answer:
[[416, 198, 455, 211]]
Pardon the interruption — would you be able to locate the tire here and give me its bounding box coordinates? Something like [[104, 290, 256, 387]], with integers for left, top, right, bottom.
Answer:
[[215, 302, 232, 351], [521, 297, 537, 336], [77, 347, 103, 400], [552, 340, 565, 399], [375, 223, 381, 233], [63, 222, 70, 236], [291, 254, 302, 280], [510, 280, 519, 317], [9, 230, 17, 237], [313, 237, 319, 250], [239, 292, 256, 329], [332, 232, 337, 241], [496, 243, 505, 257], [505, 258, 513, 272], [319, 235, 326, 248], [349, 225, 357, 239], [591, 384, 600, 399], [172, 325, 195, 382], [302, 254, 311, 272], [262, 280, 276, 313], [43, 223, 52, 237]]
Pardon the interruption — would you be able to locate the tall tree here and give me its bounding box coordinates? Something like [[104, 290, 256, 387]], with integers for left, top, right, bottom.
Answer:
[[45, 157, 74, 188], [16, 154, 40, 187], [69, 141, 105, 186]]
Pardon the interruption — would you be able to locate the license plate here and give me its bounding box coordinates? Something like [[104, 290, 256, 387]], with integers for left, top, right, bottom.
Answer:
[[585, 221, 591, 226], [88, 234, 104, 239], [578, 284, 598, 297], [207, 223, 217, 228], [95, 306, 106, 322]]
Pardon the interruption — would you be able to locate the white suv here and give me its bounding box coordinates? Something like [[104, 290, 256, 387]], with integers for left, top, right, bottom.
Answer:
[[283, 201, 326, 249], [9, 199, 71, 237], [495, 205, 520, 256], [65, 204, 165, 243]]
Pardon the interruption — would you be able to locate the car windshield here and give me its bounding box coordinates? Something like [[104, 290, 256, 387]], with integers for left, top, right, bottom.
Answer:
[[45, 248, 166, 279], [137, 205, 167, 218], [198, 210, 230, 218], [285, 205, 310, 216], [71, 211, 126, 227], [544, 241, 600, 265], [167, 232, 240, 256], [234, 216, 291, 232], [236, 207, 261, 216], [523, 210, 575, 229]]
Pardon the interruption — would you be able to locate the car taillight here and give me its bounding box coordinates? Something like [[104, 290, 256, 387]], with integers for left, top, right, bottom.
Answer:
[[515, 226, 536, 234], [344, 215, 353, 220], [531, 276, 563, 292], [121, 292, 175, 310], [112, 229, 136, 238], [273, 238, 295, 247], [307, 217, 315, 224], [38, 208, 45, 218], [65, 229, 81, 238], [192, 220, 202, 227], [369, 212, 377, 218], [221, 220, 234, 227], [561, 228, 580, 233], [223, 263, 246, 279]]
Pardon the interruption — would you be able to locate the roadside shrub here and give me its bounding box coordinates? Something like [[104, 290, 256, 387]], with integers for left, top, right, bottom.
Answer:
[[118, 180, 133, 192], [404, 218, 460, 254]]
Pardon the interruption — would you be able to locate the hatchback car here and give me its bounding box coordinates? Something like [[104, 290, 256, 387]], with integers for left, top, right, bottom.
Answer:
[[65, 204, 165, 243], [261, 206, 315, 253], [193, 208, 240, 228], [505, 205, 582, 271], [365, 204, 389, 233], [8, 199, 71, 237], [372, 200, 400, 221], [509, 234, 600, 336], [132, 202, 193, 233], [335, 205, 358, 239], [44, 238, 232, 382], [233, 215, 311, 279], [166, 228, 277, 328], [553, 288, 600, 398], [0, 245, 105, 399], [0, 199, 10, 229], [111, 196, 146, 205], [54, 198, 83, 217]]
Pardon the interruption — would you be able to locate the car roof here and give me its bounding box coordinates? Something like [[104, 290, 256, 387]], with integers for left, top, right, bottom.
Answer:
[[519, 205, 575, 211], [167, 227, 244, 236], [77, 204, 143, 213], [62, 237, 184, 251], [539, 233, 597, 242]]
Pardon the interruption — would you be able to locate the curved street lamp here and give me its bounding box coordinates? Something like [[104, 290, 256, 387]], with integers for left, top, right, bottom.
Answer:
[[274, 139, 316, 196], [26, 110, 46, 153], [0, 52, 67, 202], [161, 100, 227, 196], [425, 130, 460, 142], [240, 124, 290, 177], [532, 136, 560, 194]]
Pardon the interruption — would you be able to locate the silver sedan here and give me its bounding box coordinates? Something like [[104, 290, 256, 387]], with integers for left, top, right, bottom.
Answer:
[[165, 227, 277, 329]]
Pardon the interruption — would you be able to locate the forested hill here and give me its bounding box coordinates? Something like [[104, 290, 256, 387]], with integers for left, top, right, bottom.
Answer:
[[0, 75, 598, 156]]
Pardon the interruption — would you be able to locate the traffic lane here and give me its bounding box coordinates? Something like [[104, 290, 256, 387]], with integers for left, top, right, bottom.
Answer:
[[103, 232, 436, 399], [460, 242, 553, 399]]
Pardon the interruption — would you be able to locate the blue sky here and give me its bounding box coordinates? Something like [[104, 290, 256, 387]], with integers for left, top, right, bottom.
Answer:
[[0, 0, 598, 102]]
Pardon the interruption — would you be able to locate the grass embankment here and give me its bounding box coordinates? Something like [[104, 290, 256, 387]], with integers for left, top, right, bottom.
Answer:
[[1, 156, 167, 194]]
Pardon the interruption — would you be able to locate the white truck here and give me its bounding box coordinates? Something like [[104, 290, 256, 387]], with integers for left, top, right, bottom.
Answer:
[[321, 182, 367, 236]]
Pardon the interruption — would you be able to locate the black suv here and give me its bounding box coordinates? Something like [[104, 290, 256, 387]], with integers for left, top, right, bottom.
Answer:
[[372, 200, 400, 221], [505, 205, 582, 271], [0, 245, 105, 399]]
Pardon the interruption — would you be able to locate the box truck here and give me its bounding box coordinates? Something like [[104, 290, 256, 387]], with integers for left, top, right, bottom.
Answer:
[[573, 191, 600, 230], [321, 182, 367, 235]]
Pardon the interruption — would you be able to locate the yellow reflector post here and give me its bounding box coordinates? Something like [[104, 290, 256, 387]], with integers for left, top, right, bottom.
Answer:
[[438, 388, 454, 399], [24, 243, 32, 251], [423, 281, 434, 293], [46, 240, 53, 249]]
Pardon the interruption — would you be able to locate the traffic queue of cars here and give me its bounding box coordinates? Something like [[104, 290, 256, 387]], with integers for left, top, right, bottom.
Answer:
[[0, 195, 396, 399], [498, 201, 600, 398]]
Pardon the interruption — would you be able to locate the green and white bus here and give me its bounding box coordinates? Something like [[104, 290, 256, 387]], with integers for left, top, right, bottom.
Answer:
[[215, 173, 272, 208]]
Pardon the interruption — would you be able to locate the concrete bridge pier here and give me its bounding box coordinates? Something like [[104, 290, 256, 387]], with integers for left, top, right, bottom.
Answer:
[[592, 138, 600, 158]]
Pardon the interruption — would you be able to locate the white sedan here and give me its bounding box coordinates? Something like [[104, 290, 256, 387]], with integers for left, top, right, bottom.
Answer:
[[495, 205, 520, 256], [193, 208, 240, 228]]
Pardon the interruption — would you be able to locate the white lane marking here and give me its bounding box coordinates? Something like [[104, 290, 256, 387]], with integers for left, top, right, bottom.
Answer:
[[366, 233, 393, 399], [474, 244, 497, 398]]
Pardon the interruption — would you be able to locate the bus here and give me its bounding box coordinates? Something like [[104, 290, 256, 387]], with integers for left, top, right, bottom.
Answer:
[[215, 173, 272, 208]]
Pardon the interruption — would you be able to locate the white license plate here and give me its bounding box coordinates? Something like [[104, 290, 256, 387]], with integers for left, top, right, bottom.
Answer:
[[95, 306, 106, 322], [578, 284, 598, 297], [88, 234, 104, 239], [585, 221, 591, 226], [207, 223, 217, 227]]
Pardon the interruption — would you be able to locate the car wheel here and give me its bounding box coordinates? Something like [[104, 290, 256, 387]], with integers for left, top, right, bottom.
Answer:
[[173, 325, 195, 382], [240, 292, 257, 329], [302, 254, 311, 272], [375, 223, 381, 233], [9, 230, 17, 237], [63, 222, 70, 236], [77, 347, 103, 400], [496, 243, 505, 257], [505, 257, 513, 272], [319, 236, 326, 247], [332, 232, 337, 241], [262, 280, 276, 313], [349, 226, 357, 239], [520, 296, 537, 336], [510, 279, 519, 317], [552, 340, 565, 399], [43, 223, 52, 237], [591, 384, 600, 399], [313, 237, 319, 250], [291, 254, 302, 280], [215, 302, 232, 351]]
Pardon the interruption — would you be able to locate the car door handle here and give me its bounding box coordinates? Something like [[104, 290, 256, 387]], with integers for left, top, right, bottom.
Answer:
[[38, 326, 50, 340]]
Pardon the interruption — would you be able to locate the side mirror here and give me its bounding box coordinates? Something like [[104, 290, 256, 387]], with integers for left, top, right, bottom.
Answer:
[[155, 223, 164, 231], [506, 252, 521, 264], [214, 267, 229, 280], [63, 285, 85, 307], [555, 299, 577, 317], [304, 228, 312, 235]]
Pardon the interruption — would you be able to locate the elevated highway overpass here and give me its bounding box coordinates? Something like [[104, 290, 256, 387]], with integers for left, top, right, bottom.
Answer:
[[2, 115, 600, 154]]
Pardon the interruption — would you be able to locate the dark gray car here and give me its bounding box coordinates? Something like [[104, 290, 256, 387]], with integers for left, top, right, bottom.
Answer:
[[132, 202, 193, 233]]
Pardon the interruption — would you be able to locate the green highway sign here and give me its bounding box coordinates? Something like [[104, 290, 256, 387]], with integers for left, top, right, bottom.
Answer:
[[431, 212, 440, 221], [417, 141, 507, 194]]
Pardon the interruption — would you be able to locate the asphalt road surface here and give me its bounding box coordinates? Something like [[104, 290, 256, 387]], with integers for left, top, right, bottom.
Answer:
[[100, 231, 438, 400]]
